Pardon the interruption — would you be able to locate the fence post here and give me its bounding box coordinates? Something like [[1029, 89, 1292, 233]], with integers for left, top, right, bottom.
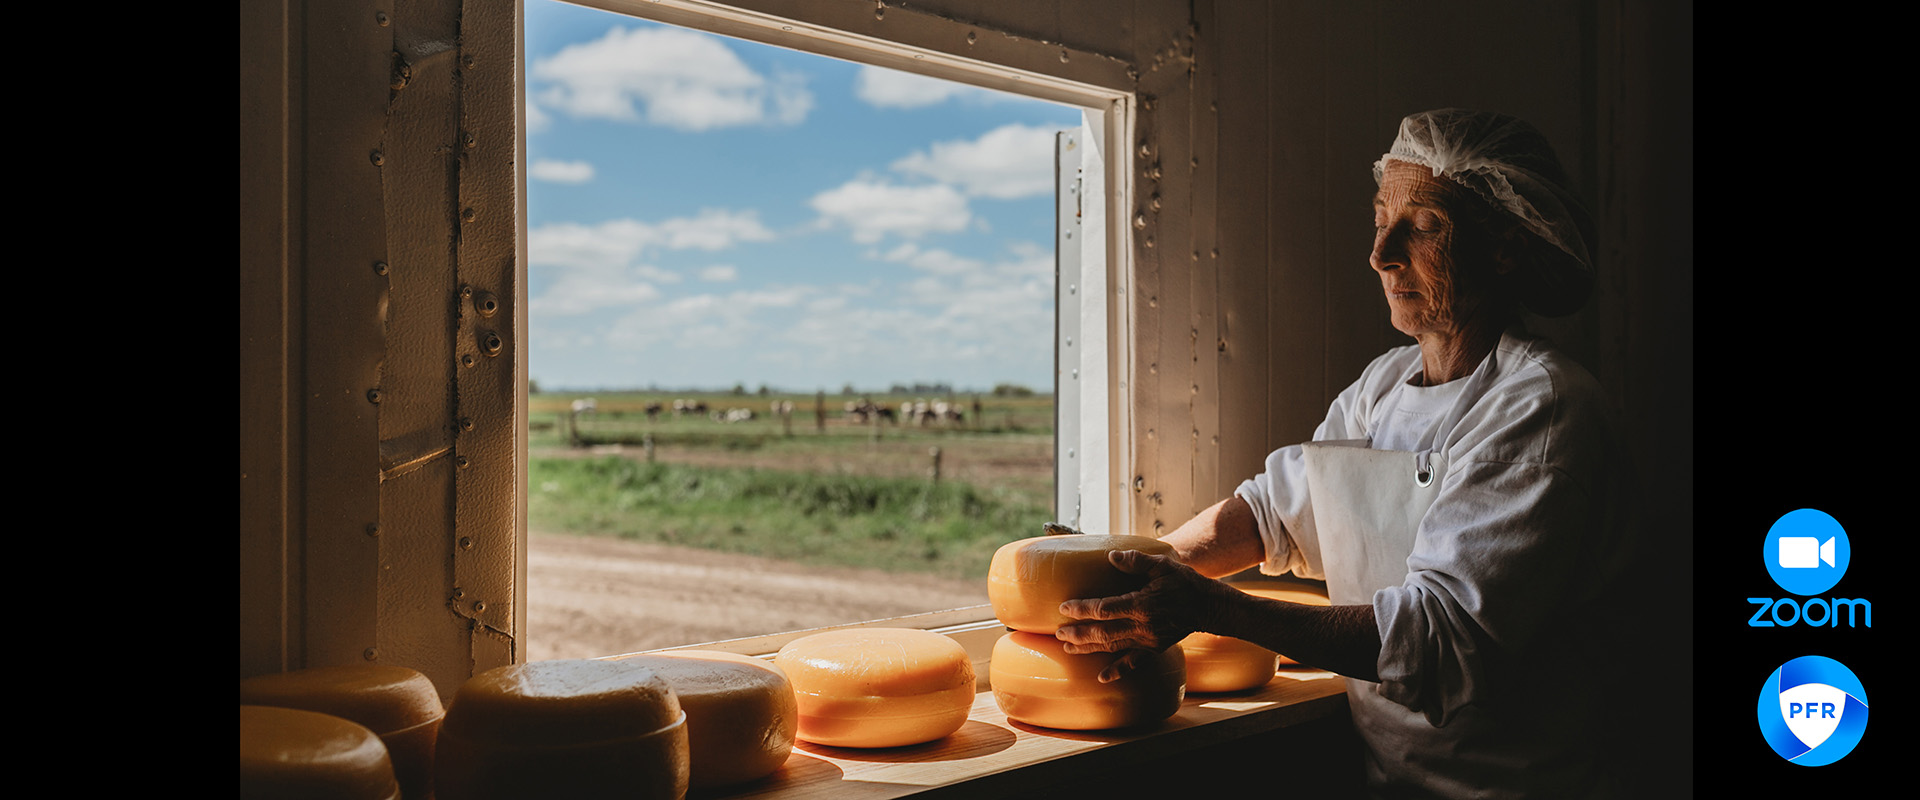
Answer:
[[929, 446, 942, 484]]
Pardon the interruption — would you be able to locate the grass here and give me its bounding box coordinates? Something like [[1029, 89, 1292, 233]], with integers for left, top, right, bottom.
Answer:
[[529, 455, 1052, 581]]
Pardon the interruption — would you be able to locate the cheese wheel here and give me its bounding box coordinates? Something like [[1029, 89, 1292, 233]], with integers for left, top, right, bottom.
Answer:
[[1235, 582, 1331, 666], [240, 664, 442, 800], [606, 650, 797, 788], [989, 632, 1185, 730], [774, 628, 975, 748], [1177, 630, 1280, 693], [240, 705, 400, 800], [989, 534, 1177, 633], [433, 659, 688, 800]]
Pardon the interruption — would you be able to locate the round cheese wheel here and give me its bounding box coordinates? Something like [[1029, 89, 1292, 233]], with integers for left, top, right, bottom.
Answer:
[[1235, 582, 1331, 666], [433, 659, 688, 800], [241, 705, 400, 800], [607, 650, 797, 788], [988, 534, 1177, 633], [774, 628, 975, 748], [240, 664, 442, 800], [1177, 630, 1279, 693], [989, 632, 1185, 730]]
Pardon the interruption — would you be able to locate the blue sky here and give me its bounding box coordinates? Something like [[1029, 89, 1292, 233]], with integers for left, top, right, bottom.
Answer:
[[525, 1, 1083, 393]]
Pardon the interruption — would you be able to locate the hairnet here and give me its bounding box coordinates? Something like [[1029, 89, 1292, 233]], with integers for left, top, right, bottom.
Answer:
[[1373, 109, 1595, 317]]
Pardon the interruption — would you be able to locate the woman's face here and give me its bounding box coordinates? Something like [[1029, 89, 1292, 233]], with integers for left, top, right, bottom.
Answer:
[[1369, 160, 1504, 339]]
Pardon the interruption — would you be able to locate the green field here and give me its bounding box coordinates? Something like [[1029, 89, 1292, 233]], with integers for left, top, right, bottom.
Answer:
[[528, 390, 1057, 579]]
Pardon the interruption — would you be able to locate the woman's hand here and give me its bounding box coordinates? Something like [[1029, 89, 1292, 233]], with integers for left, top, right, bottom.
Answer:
[[1053, 549, 1235, 682]]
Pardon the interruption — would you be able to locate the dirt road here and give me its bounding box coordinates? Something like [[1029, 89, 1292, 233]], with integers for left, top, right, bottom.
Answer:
[[526, 531, 991, 661]]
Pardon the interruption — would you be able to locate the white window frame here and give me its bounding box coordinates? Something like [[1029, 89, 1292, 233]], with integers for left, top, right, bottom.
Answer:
[[541, 0, 1137, 672]]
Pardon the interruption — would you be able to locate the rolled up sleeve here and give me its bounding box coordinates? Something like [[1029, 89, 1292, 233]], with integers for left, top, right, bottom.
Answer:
[[1234, 444, 1324, 581]]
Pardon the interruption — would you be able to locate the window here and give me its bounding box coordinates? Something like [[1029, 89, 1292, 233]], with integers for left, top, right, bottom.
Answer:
[[521, 0, 1133, 661]]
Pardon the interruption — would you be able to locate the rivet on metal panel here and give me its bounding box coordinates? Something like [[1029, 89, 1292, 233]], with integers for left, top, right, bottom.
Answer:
[[966, 31, 976, 45], [1211, 248, 1220, 259], [1059, 49, 1069, 63], [462, 55, 476, 70], [1065, 336, 1073, 347], [369, 150, 385, 167], [364, 647, 378, 660], [1070, 368, 1078, 379], [462, 131, 477, 149], [480, 331, 503, 357], [873, 1, 883, 20], [375, 11, 388, 27], [1150, 194, 1161, 211], [460, 537, 474, 550], [462, 354, 476, 368], [1191, 384, 1199, 395], [1068, 284, 1076, 295], [460, 417, 475, 432], [1192, 156, 1200, 168], [1153, 519, 1165, 533], [1133, 213, 1146, 230], [1134, 476, 1145, 492], [1067, 448, 1075, 458], [461, 207, 477, 222], [367, 389, 383, 404], [461, 285, 474, 300], [390, 57, 411, 91], [1145, 236, 1154, 249], [474, 291, 499, 317], [453, 588, 466, 600], [1148, 163, 1162, 181], [473, 601, 487, 612], [1141, 96, 1155, 111], [1191, 251, 1199, 262], [1218, 339, 1228, 353], [1148, 296, 1158, 308], [1149, 362, 1158, 374], [456, 455, 470, 469], [1138, 141, 1151, 158], [365, 524, 380, 537], [1146, 428, 1155, 439], [373, 261, 389, 276]]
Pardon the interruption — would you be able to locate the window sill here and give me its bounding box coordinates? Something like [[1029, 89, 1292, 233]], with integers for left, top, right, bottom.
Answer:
[[703, 667, 1349, 799]]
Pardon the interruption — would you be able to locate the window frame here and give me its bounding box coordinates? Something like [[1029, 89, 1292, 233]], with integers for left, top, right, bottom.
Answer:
[[530, 0, 1139, 663]]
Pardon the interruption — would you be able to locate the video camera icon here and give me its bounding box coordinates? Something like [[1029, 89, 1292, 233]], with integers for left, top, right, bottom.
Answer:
[[1778, 536, 1837, 570]]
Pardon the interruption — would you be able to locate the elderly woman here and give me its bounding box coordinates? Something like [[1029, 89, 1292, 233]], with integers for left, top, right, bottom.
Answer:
[[1054, 109, 1625, 798]]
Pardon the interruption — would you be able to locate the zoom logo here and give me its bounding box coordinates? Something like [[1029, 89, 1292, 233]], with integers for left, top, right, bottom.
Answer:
[[1764, 509, 1850, 595], [1757, 656, 1870, 765], [1750, 509, 1870, 627]]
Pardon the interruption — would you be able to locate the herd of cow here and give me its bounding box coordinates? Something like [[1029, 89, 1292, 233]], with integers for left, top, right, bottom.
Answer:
[[566, 396, 978, 427]]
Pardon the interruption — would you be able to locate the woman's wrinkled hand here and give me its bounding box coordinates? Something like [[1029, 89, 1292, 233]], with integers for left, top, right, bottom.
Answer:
[[1054, 549, 1229, 682]]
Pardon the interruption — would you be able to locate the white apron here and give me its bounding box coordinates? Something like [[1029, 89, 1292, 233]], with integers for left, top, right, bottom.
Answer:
[[1299, 362, 1609, 799]]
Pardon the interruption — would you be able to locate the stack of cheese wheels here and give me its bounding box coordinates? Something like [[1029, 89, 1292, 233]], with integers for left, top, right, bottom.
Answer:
[[433, 659, 688, 800], [990, 632, 1186, 730], [774, 627, 975, 748], [1176, 581, 1330, 691], [606, 650, 797, 789], [241, 705, 401, 800], [240, 664, 443, 799], [986, 534, 1187, 730]]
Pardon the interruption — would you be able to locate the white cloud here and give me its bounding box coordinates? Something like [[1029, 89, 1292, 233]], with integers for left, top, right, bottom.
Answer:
[[698, 265, 738, 282], [876, 243, 983, 276], [891, 123, 1060, 199], [529, 158, 596, 184], [809, 178, 970, 243], [854, 66, 965, 109], [526, 99, 553, 133], [532, 25, 812, 131], [529, 210, 773, 272], [528, 211, 773, 317]]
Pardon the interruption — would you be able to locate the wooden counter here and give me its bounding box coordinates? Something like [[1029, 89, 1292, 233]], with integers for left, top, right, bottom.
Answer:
[[702, 667, 1350, 800]]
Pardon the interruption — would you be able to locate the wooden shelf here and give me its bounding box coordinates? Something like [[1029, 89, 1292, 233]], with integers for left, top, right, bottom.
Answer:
[[702, 667, 1349, 800]]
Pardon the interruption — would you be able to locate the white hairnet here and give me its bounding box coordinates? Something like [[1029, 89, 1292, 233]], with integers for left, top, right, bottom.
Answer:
[[1374, 109, 1595, 317]]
